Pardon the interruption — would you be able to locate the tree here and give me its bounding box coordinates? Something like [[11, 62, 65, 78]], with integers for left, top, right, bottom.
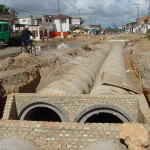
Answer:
[[79, 17, 85, 25], [0, 5, 18, 16]]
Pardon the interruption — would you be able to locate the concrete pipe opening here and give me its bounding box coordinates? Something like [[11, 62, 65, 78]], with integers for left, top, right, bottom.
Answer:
[[74, 104, 134, 123], [18, 102, 70, 122], [23, 106, 61, 122], [84, 112, 123, 123]]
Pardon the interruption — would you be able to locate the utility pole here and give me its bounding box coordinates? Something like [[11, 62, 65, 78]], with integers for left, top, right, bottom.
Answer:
[[70, 4, 81, 31], [124, 18, 127, 33], [134, 4, 141, 34], [90, 18, 91, 32], [77, 9, 81, 31], [57, 0, 63, 39], [129, 18, 131, 33], [148, 0, 150, 20], [134, 4, 141, 25]]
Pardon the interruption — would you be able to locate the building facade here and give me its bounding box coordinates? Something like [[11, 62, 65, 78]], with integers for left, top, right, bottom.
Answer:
[[18, 14, 71, 38]]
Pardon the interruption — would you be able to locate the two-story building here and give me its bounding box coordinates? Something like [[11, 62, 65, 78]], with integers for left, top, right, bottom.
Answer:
[[134, 16, 150, 34], [17, 15, 53, 40], [17, 14, 71, 39]]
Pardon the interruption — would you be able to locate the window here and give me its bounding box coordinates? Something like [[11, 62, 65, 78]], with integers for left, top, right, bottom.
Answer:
[[45, 18, 48, 22], [49, 18, 52, 22], [61, 19, 66, 23], [3, 24, 8, 31]]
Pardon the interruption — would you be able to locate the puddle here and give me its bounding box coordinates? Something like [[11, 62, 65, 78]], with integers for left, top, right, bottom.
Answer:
[[49, 43, 81, 49]]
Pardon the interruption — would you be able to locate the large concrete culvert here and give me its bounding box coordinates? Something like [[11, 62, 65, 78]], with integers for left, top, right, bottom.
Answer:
[[18, 101, 69, 122], [74, 104, 134, 123], [90, 42, 138, 95], [38, 46, 111, 95]]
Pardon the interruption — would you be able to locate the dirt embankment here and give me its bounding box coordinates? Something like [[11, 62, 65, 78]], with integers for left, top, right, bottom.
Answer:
[[123, 34, 150, 105]]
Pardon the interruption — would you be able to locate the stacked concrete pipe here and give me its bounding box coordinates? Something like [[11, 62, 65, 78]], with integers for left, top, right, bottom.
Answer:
[[90, 42, 133, 95], [38, 45, 111, 95]]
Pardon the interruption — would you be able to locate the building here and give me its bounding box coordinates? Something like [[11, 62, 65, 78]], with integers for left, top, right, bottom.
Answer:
[[49, 14, 71, 38], [18, 14, 71, 38], [18, 15, 53, 39], [52, 14, 71, 32], [0, 14, 18, 30], [134, 16, 150, 34]]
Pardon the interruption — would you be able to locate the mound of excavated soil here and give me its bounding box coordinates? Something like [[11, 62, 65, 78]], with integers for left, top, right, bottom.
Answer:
[[0, 66, 40, 95], [0, 52, 41, 71]]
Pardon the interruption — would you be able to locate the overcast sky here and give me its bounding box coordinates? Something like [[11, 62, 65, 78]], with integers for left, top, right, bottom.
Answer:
[[1, 0, 149, 28]]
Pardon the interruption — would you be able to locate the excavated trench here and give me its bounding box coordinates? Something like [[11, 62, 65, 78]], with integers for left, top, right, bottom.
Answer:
[[17, 42, 140, 123]]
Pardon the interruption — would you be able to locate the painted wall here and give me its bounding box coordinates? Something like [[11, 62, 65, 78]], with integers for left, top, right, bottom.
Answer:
[[19, 18, 32, 25], [54, 18, 70, 32]]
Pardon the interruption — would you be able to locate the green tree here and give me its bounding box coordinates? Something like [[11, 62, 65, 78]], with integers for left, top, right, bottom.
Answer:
[[0, 5, 18, 16], [79, 17, 85, 25]]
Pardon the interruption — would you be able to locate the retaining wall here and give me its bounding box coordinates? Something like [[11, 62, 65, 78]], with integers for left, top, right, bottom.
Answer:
[[3, 94, 140, 123]]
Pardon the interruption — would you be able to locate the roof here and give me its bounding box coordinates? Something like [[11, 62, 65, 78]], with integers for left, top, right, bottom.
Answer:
[[0, 14, 17, 22], [52, 14, 71, 19]]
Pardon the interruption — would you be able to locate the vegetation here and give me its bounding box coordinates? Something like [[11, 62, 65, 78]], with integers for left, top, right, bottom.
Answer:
[[146, 34, 150, 40], [79, 17, 85, 25], [0, 5, 18, 16]]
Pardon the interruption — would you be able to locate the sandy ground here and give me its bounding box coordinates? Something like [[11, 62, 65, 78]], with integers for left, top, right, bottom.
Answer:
[[0, 33, 150, 102], [0, 34, 150, 150], [121, 34, 150, 105], [0, 35, 106, 97]]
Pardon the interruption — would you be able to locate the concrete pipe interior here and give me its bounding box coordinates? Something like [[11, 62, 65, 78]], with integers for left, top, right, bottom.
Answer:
[[23, 107, 62, 122], [84, 112, 123, 123], [75, 105, 133, 123]]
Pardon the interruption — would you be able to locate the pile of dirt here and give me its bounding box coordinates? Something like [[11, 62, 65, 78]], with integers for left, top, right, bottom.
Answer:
[[120, 124, 150, 150], [0, 66, 40, 95], [0, 52, 41, 71]]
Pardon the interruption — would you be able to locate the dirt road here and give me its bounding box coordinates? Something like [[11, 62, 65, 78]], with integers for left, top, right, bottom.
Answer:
[[0, 34, 150, 102]]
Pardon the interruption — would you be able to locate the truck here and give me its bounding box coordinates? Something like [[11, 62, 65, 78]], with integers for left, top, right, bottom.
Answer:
[[0, 21, 22, 47], [0, 21, 9, 46]]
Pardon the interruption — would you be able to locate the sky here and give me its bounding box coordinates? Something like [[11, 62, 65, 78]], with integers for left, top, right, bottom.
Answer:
[[1, 0, 149, 28]]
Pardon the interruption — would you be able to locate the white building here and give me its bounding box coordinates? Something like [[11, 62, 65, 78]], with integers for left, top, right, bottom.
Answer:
[[52, 14, 71, 32], [133, 16, 150, 34], [19, 17, 33, 25], [18, 14, 71, 39]]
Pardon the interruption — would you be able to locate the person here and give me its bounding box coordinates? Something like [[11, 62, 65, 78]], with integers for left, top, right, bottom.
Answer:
[[21, 25, 33, 52]]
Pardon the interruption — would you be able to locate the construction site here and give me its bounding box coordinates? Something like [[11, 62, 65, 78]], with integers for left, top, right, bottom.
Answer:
[[0, 33, 150, 150]]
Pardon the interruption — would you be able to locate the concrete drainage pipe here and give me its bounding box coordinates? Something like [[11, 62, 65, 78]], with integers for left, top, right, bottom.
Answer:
[[39, 46, 111, 95], [90, 42, 131, 95]]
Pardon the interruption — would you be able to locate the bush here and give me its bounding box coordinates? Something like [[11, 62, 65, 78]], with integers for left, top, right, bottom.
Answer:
[[146, 34, 150, 40]]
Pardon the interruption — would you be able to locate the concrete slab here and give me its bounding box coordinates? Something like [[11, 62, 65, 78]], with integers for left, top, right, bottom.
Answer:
[[102, 73, 142, 94]]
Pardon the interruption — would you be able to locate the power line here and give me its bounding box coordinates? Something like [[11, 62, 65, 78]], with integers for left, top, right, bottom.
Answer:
[[1, 5, 48, 16], [0, 0, 58, 16], [1, 0, 46, 13]]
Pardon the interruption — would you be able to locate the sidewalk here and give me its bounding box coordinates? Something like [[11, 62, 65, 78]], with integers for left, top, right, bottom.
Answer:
[[0, 44, 49, 59], [0, 47, 21, 59]]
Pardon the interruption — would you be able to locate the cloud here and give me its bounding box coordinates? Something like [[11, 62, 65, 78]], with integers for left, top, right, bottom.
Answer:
[[1, 0, 149, 27]]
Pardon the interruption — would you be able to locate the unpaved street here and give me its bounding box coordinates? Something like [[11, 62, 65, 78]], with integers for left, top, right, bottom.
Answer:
[[0, 34, 149, 98], [0, 34, 150, 149]]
